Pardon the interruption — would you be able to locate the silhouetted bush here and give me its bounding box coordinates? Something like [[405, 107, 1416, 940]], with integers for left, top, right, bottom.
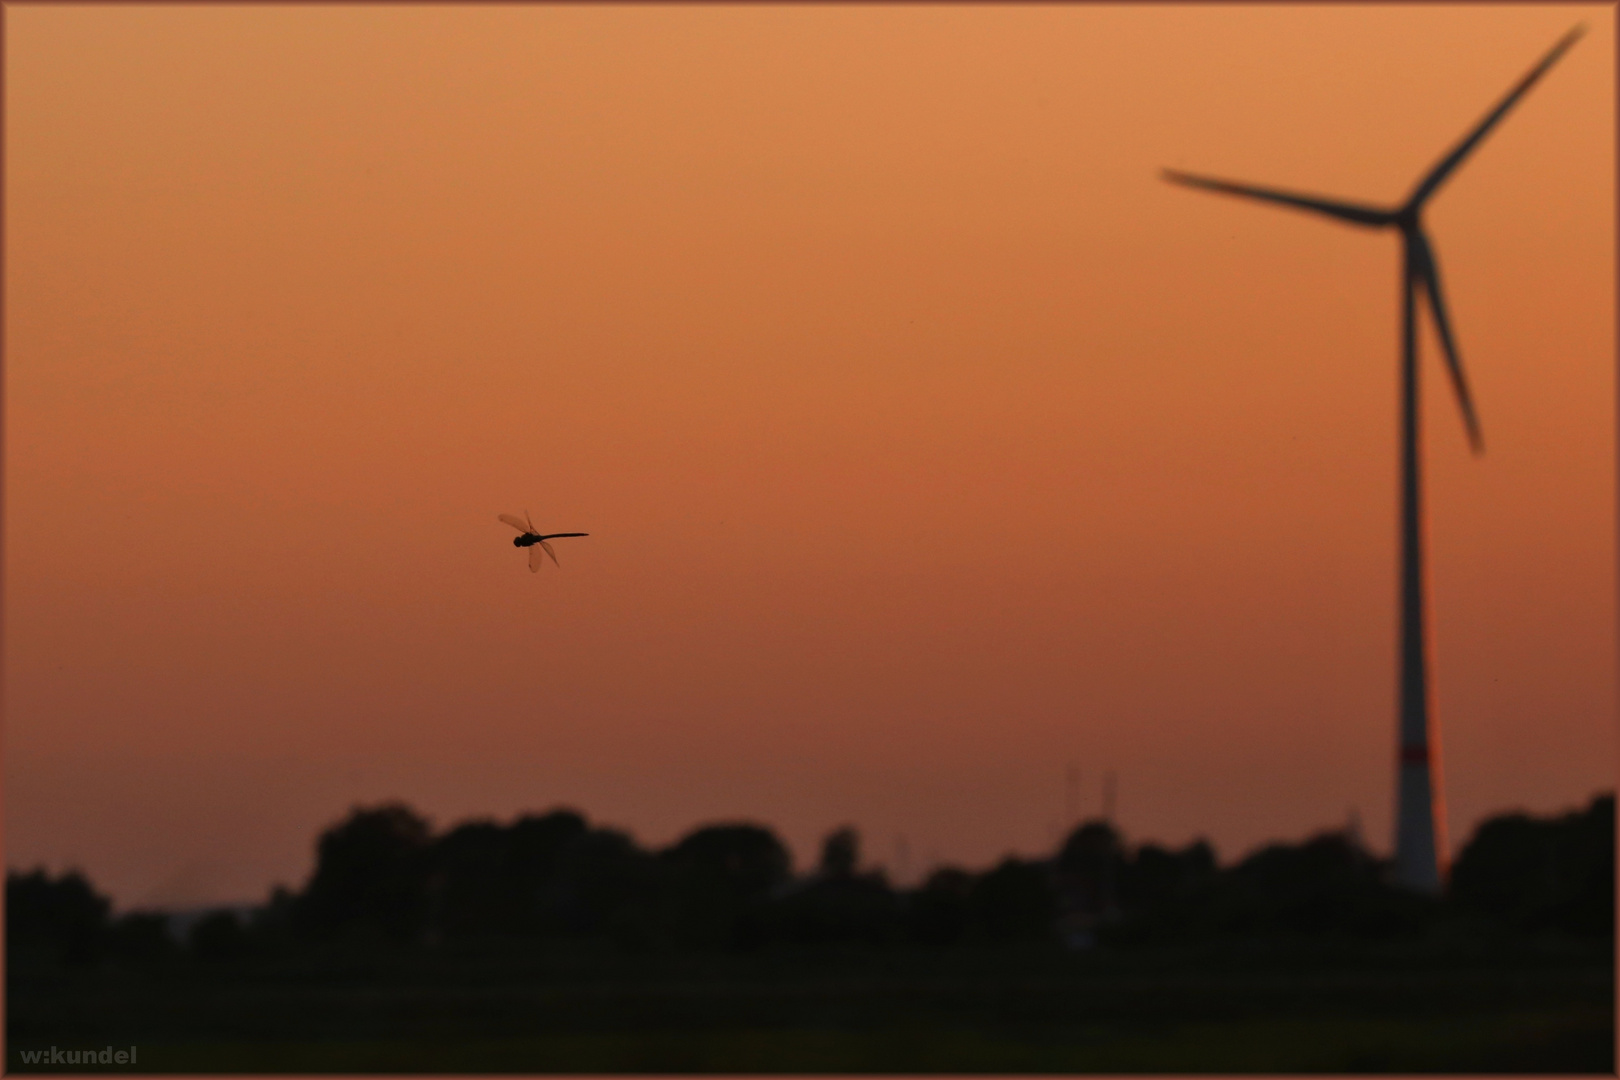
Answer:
[[108, 911, 181, 964], [245, 886, 299, 953], [1120, 840, 1216, 904], [1220, 830, 1435, 938], [905, 867, 974, 946], [776, 876, 899, 946], [189, 910, 251, 962], [971, 858, 1055, 941], [6, 868, 111, 967], [1233, 832, 1369, 931], [1449, 793, 1614, 937]]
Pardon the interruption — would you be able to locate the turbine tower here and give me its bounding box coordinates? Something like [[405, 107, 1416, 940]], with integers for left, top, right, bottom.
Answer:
[[1162, 26, 1584, 892]]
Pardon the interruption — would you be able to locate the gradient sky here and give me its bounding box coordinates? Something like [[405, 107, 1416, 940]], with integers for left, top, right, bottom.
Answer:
[[5, 4, 1614, 909]]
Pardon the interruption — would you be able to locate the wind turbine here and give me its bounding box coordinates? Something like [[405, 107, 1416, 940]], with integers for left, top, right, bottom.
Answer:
[[1162, 26, 1584, 893]]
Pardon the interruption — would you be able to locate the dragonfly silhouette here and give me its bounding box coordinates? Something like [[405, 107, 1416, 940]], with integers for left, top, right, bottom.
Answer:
[[499, 511, 588, 572]]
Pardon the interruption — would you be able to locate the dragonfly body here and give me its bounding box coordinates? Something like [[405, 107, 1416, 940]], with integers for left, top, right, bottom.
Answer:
[[499, 511, 588, 572], [512, 531, 587, 549]]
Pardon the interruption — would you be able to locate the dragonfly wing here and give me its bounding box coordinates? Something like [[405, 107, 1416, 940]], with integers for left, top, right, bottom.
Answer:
[[499, 514, 529, 532], [541, 540, 559, 566], [528, 544, 546, 572], [525, 509, 538, 534]]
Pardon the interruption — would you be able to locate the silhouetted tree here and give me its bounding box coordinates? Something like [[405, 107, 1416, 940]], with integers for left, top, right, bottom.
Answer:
[[295, 803, 433, 943], [547, 826, 658, 942], [774, 827, 899, 945], [1051, 819, 1126, 945], [1449, 793, 1614, 937], [6, 868, 111, 967], [1055, 820, 1124, 914], [905, 867, 974, 946], [510, 809, 591, 922], [819, 827, 860, 880], [660, 823, 791, 949], [431, 819, 519, 938], [1102, 839, 1222, 944], [971, 858, 1055, 941], [1224, 830, 1431, 937], [1120, 839, 1218, 909], [425, 809, 598, 940]]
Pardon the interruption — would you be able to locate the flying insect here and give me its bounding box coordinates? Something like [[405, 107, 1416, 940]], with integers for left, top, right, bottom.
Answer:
[[499, 511, 588, 572]]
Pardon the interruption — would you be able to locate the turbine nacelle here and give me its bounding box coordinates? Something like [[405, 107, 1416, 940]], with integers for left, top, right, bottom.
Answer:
[[1160, 165, 1481, 455], [1161, 25, 1585, 457]]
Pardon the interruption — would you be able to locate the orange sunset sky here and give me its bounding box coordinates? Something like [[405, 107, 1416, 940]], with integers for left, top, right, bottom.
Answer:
[[5, 4, 1614, 909]]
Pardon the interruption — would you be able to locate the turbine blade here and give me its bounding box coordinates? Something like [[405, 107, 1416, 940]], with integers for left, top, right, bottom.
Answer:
[[1411, 231, 1483, 454], [1406, 25, 1585, 210], [1162, 169, 1393, 227]]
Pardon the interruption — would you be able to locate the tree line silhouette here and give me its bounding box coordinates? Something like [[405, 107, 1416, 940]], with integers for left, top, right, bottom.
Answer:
[[8, 794, 1611, 970]]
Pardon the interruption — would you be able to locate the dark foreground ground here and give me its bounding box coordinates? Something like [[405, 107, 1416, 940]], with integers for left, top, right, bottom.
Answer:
[[8, 936, 1612, 1073]]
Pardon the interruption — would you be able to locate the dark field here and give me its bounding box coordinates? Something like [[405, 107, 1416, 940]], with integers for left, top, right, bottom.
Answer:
[[9, 937, 1612, 1073]]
